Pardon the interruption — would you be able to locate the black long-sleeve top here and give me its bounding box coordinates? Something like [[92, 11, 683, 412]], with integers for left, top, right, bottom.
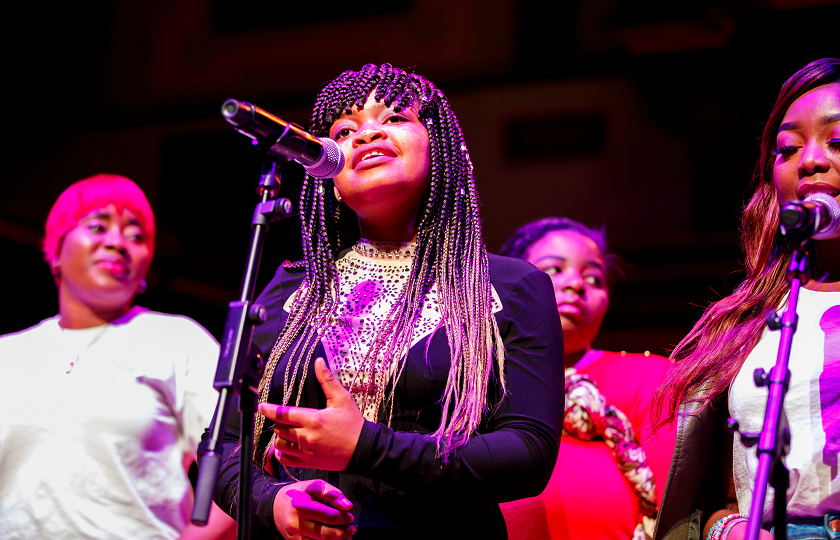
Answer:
[[201, 253, 564, 539]]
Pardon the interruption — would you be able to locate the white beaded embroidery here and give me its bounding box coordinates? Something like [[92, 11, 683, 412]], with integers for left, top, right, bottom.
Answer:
[[322, 240, 441, 421], [282, 239, 503, 422]]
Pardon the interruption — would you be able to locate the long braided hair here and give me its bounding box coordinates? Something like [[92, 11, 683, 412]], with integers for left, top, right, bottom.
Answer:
[[254, 63, 505, 460], [652, 57, 840, 428]]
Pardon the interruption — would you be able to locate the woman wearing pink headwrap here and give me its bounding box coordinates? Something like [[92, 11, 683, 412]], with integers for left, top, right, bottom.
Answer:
[[0, 174, 234, 540]]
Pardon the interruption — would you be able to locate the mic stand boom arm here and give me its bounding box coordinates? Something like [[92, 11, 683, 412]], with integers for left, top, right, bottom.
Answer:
[[191, 161, 293, 540]]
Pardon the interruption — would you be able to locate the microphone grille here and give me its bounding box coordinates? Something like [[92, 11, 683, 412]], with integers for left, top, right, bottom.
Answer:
[[805, 192, 840, 239], [305, 138, 345, 179]]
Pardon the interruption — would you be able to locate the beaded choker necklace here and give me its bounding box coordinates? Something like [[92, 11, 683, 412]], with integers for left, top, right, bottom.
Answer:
[[351, 239, 416, 260]]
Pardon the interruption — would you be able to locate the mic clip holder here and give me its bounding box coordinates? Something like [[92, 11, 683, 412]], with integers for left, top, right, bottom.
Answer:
[[780, 200, 817, 242], [785, 242, 811, 284]]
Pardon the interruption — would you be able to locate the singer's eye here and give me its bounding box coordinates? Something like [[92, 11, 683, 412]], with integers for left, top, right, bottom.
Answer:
[[87, 223, 105, 233], [334, 128, 352, 140], [386, 115, 407, 124], [771, 145, 799, 157]]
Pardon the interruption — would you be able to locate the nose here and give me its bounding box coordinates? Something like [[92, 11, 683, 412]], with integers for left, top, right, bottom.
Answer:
[[103, 227, 128, 254], [556, 270, 585, 297], [353, 124, 386, 147], [798, 139, 830, 177]]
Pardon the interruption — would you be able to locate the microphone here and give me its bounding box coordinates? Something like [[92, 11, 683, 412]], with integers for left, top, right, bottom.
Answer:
[[221, 99, 345, 179], [780, 192, 840, 240]]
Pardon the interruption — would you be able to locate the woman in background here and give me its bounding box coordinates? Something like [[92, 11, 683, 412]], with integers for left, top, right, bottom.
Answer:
[[499, 217, 675, 540], [0, 174, 234, 540], [653, 58, 839, 540]]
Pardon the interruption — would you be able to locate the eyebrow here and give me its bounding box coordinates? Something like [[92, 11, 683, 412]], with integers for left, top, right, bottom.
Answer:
[[338, 100, 389, 121], [533, 255, 606, 272], [779, 113, 840, 133], [82, 211, 142, 228]]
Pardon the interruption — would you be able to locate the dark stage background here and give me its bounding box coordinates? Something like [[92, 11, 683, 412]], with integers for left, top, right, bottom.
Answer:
[[3, 0, 839, 356]]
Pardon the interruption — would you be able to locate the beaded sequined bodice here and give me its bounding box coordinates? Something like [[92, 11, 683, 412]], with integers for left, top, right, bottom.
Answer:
[[282, 239, 503, 421], [315, 239, 443, 420]]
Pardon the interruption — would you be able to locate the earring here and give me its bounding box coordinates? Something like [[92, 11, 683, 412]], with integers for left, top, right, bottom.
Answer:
[[137, 280, 148, 295], [333, 185, 343, 202], [50, 265, 60, 276]]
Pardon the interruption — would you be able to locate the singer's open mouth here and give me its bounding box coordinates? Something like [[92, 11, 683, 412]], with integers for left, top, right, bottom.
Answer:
[[362, 151, 386, 161], [798, 183, 840, 199], [351, 144, 397, 169]]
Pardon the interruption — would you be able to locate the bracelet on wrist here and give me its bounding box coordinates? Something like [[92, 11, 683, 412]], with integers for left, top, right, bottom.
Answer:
[[721, 517, 749, 539], [706, 513, 747, 540]]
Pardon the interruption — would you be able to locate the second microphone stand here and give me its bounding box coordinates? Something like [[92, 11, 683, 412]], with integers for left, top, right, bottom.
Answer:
[[728, 240, 812, 540]]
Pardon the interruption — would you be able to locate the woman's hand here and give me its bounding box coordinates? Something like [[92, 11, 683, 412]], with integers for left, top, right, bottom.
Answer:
[[273, 480, 355, 540], [258, 358, 365, 471]]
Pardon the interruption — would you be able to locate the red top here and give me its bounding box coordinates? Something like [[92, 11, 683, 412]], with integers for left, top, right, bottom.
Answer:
[[500, 350, 676, 540]]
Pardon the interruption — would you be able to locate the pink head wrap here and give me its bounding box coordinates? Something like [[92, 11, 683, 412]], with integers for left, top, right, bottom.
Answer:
[[43, 174, 156, 265]]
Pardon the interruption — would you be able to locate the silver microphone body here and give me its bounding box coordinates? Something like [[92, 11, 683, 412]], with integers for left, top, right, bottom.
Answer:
[[221, 99, 345, 179]]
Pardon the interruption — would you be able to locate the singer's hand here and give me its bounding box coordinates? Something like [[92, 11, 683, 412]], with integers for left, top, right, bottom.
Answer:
[[273, 480, 355, 540], [259, 358, 364, 471]]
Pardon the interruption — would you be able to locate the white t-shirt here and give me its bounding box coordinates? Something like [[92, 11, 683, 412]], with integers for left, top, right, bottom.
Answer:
[[0, 307, 220, 540], [730, 287, 840, 522]]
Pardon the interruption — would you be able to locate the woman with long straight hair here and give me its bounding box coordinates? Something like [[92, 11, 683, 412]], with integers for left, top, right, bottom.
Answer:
[[653, 58, 840, 540]]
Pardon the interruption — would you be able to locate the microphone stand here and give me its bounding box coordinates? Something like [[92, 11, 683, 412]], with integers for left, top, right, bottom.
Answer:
[[729, 239, 811, 540], [191, 161, 293, 540]]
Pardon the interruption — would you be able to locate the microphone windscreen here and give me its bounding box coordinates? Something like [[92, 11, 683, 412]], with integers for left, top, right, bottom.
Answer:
[[305, 138, 345, 179], [805, 192, 840, 239]]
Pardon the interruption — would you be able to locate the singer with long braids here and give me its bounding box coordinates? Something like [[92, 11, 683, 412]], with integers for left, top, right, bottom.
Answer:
[[202, 63, 564, 539], [653, 58, 840, 540], [0, 174, 235, 540]]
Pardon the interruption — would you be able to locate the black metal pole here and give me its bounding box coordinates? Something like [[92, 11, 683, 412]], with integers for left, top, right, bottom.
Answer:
[[191, 161, 292, 540], [237, 391, 257, 539]]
